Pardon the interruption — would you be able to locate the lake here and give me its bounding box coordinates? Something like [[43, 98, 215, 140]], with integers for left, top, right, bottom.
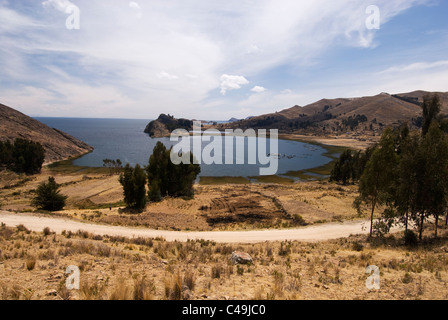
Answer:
[[35, 117, 333, 177]]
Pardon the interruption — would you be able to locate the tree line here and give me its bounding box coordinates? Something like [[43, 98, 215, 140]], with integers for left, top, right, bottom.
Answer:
[[331, 94, 448, 242], [0, 138, 45, 174]]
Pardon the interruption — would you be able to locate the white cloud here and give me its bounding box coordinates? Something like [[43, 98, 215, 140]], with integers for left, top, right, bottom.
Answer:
[[220, 74, 249, 95], [42, 0, 74, 12], [129, 2, 141, 10], [157, 71, 179, 80], [251, 86, 267, 93], [128, 1, 142, 18], [378, 60, 448, 74]]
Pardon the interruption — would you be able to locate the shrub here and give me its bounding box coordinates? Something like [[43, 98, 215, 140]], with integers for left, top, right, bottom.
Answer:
[[211, 264, 222, 279], [404, 230, 418, 247], [352, 241, 364, 252], [43, 227, 52, 236], [402, 272, 413, 284], [133, 276, 156, 300], [164, 272, 183, 300], [25, 256, 36, 271], [292, 214, 307, 226], [31, 177, 67, 211]]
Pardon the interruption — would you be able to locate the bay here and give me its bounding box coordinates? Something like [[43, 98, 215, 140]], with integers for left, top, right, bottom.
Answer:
[[35, 117, 333, 177]]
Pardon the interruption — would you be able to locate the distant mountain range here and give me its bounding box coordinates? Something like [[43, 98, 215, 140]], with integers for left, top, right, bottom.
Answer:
[[216, 90, 448, 135], [0, 103, 93, 164]]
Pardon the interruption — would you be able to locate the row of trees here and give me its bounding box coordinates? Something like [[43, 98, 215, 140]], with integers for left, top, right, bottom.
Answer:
[[332, 94, 448, 241], [119, 142, 201, 211], [0, 138, 45, 174], [103, 158, 123, 175]]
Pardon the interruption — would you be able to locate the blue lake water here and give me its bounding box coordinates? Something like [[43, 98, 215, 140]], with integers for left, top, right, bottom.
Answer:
[[35, 117, 333, 177]]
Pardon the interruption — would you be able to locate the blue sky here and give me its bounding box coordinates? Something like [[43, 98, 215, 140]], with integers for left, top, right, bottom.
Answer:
[[0, 0, 447, 120]]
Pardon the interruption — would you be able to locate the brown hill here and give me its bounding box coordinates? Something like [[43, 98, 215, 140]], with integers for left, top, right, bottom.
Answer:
[[0, 103, 93, 164], [217, 91, 448, 135]]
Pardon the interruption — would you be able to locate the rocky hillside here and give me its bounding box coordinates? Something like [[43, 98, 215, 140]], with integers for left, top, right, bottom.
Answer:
[[144, 114, 193, 138], [0, 103, 93, 164], [216, 91, 448, 136]]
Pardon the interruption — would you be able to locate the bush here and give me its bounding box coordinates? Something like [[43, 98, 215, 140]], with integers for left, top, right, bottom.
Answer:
[[403, 230, 418, 247], [25, 256, 36, 271], [352, 241, 364, 252], [43, 227, 52, 236], [31, 177, 67, 211]]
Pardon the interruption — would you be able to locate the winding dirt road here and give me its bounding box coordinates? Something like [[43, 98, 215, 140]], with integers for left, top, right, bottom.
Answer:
[[0, 211, 383, 243]]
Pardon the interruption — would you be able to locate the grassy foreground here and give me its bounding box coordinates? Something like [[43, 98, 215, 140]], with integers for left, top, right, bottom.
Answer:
[[1, 223, 448, 300]]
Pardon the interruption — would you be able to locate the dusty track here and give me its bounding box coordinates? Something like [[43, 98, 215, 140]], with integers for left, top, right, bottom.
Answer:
[[0, 211, 384, 243]]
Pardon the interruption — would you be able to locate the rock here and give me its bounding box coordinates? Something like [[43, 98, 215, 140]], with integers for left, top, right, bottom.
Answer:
[[230, 251, 253, 265], [47, 289, 58, 296], [45, 274, 63, 282], [144, 114, 193, 138]]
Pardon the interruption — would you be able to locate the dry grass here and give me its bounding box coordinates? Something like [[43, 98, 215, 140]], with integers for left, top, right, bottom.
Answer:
[[1, 223, 448, 300]]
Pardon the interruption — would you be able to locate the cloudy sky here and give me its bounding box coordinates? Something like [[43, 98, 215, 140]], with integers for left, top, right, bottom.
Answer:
[[0, 0, 447, 120]]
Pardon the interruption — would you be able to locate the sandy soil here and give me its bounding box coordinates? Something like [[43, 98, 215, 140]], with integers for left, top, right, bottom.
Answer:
[[280, 133, 378, 150]]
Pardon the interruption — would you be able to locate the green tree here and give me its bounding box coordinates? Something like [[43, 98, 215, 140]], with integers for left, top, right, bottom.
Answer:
[[422, 93, 441, 136], [394, 132, 421, 233], [354, 128, 399, 237], [146, 142, 200, 201], [119, 164, 147, 211], [0, 139, 45, 174], [146, 142, 170, 198], [13, 138, 45, 174], [31, 176, 67, 211], [0, 140, 14, 168], [416, 123, 448, 238], [330, 150, 353, 185], [103, 158, 123, 175], [330, 146, 374, 185], [148, 179, 162, 202]]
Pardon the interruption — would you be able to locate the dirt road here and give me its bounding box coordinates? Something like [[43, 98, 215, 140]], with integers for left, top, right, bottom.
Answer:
[[0, 211, 387, 243]]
